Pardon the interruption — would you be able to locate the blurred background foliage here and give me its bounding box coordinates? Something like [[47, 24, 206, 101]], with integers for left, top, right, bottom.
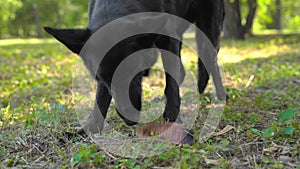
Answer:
[[0, 0, 88, 38], [0, 0, 299, 39], [254, 0, 300, 31]]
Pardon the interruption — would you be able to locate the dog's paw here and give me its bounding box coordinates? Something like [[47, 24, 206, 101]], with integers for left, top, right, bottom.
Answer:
[[216, 93, 229, 102]]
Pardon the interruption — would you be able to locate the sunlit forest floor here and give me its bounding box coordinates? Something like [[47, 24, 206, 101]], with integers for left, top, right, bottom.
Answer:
[[0, 35, 299, 168]]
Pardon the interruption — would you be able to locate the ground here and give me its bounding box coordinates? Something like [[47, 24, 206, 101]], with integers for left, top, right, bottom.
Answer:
[[0, 35, 299, 168]]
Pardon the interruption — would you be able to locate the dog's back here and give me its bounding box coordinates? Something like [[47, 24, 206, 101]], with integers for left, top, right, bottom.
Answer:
[[88, 0, 195, 33]]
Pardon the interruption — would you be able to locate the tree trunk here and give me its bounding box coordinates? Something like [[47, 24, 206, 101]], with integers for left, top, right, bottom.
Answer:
[[32, 3, 43, 38], [223, 0, 243, 39], [275, 0, 282, 30], [242, 0, 257, 37], [50, 0, 62, 26]]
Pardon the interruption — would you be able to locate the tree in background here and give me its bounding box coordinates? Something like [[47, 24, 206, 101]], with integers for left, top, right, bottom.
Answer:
[[224, 0, 299, 39], [274, 0, 281, 30], [223, 0, 258, 39]]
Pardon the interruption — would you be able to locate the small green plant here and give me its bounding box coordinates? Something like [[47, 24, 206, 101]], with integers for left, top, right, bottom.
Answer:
[[251, 109, 299, 138], [250, 112, 260, 124], [262, 156, 270, 164], [226, 87, 244, 101], [71, 144, 105, 167], [114, 158, 140, 169]]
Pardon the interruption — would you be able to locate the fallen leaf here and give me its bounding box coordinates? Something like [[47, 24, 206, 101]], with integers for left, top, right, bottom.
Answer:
[[205, 158, 219, 165], [137, 122, 194, 145], [213, 125, 236, 136], [264, 143, 281, 153]]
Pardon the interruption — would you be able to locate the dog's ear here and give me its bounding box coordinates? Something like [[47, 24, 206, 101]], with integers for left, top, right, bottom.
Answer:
[[44, 27, 91, 54]]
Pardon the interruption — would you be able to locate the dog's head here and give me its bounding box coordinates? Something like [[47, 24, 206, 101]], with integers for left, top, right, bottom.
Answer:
[[44, 0, 160, 84]]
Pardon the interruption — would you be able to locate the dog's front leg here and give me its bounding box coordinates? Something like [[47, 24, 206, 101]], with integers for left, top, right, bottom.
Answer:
[[157, 37, 184, 122], [115, 72, 143, 126], [80, 82, 112, 135]]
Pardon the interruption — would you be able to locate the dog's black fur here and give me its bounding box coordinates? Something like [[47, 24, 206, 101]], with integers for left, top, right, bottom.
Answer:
[[45, 0, 225, 135]]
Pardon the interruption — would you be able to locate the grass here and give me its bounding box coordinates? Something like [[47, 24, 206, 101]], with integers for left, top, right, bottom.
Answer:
[[0, 34, 299, 168]]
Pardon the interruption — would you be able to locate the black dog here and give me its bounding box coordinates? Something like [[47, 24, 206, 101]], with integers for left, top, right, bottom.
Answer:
[[45, 0, 226, 135]]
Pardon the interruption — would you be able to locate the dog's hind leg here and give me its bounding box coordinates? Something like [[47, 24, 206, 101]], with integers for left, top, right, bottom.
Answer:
[[194, 0, 227, 100]]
